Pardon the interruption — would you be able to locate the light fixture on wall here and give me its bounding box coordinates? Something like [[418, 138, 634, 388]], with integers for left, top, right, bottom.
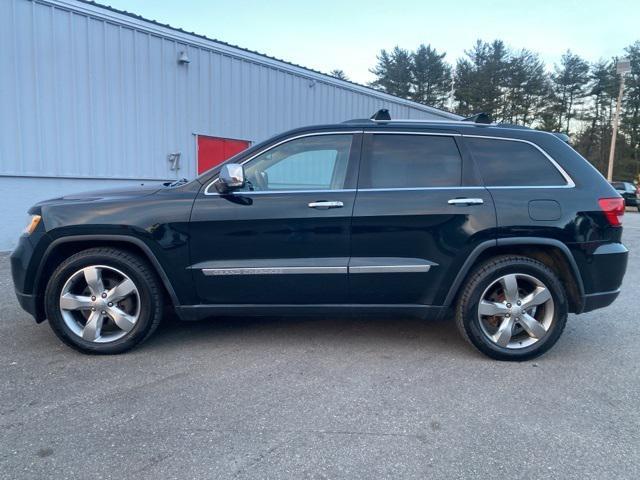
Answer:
[[178, 51, 190, 64], [308, 79, 316, 88]]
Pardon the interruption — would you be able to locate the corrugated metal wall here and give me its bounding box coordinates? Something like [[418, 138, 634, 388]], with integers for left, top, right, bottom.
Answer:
[[0, 0, 455, 182]]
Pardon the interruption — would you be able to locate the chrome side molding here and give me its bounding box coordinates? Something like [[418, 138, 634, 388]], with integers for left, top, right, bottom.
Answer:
[[198, 257, 437, 276], [202, 266, 347, 276], [349, 264, 431, 274]]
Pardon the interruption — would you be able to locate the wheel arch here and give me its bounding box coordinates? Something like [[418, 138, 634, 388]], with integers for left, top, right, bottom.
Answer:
[[34, 235, 180, 322], [444, 238, 585, 313]]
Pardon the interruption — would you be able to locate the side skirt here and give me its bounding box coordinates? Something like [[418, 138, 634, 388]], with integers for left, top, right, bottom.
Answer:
[[174, 305, 449, 321]]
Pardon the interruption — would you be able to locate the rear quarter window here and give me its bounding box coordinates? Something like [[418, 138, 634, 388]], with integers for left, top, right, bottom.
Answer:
[[466, 137, 567, 187]]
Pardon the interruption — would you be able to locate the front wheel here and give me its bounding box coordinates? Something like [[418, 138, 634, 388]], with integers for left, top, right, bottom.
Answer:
[[455, 255, 568, 361], [44, 248, 163, 354]]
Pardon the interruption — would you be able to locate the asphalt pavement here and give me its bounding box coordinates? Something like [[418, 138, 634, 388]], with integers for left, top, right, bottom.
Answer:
[[1, 213, 639, 479]]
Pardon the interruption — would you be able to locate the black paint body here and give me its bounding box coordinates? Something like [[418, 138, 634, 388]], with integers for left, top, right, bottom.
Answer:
[[11, 121, 628, 322]]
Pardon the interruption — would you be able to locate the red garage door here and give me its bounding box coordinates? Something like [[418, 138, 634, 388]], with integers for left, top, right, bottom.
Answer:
[[197, 135, 250, 174]]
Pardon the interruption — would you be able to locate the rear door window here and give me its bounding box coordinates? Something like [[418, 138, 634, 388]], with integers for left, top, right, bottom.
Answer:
[[466, 137, 567, 187], [359, 134, 462, 189]]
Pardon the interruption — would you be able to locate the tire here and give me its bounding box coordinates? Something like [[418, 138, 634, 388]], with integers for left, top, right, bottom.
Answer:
[[455, 255, 568, 361], [44, 247, 163, 354]]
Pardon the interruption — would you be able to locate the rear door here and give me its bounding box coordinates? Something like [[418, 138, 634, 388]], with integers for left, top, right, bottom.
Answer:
[[349, 130, 496, 306]]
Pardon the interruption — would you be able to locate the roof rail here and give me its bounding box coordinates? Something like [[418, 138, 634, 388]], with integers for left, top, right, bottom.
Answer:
[[552, 132, 570, 143], [343, 110, 500, 126]]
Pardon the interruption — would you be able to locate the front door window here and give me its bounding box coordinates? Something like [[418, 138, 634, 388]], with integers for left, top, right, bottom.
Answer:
[[240, 134, 353, 192]]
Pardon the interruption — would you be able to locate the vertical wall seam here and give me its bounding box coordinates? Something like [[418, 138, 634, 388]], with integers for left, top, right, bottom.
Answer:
[[30, 1, 42, 175]]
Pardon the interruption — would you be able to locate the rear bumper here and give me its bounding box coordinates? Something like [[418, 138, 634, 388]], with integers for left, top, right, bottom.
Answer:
[[582, 289, 621, 313], [575, 242, 627, 313]]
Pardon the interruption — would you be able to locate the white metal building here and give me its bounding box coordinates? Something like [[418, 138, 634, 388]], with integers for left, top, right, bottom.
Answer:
[[0, 0, 459, 250]]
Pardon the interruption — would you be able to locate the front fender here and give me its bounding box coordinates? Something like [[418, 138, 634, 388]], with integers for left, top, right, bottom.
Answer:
[[34, 234, 184, 307]]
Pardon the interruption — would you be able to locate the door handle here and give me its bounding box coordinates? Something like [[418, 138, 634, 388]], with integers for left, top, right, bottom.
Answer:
[[308, 201, 344, 209], [448, 198, 484, 205]]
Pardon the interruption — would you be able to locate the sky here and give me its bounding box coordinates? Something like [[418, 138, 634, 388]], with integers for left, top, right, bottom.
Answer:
[[104, 0, 639, 85]]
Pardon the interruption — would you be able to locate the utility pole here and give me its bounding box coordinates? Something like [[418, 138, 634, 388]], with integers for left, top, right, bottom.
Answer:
[[607, 58, 631, 181]]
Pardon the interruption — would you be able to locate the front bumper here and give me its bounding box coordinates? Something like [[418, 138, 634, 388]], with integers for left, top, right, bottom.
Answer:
[[10, 234, 46, 322], [14, 289, 39, 318]]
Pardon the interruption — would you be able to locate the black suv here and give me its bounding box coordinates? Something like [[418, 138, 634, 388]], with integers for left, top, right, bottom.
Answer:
[[11, 112, 628, 360], [611, 181, 640, 211]]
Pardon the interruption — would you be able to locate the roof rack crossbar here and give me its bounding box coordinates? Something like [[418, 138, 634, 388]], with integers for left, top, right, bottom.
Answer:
[[370, 109, 391, 121], [462, 112, 492, 124]]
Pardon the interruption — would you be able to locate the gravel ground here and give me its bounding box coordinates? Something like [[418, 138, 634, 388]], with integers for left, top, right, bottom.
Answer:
[[1, 214, 639, 479]]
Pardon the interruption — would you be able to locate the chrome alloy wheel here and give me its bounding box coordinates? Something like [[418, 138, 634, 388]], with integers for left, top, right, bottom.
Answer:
[[59, 265, 141, 343], [478, 273, 554, 349]]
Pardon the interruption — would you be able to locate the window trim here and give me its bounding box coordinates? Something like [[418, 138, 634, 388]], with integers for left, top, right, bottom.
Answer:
[[464, 134, 575, 189], [203, 131, 362, 195], [203, 130, 575, 195]]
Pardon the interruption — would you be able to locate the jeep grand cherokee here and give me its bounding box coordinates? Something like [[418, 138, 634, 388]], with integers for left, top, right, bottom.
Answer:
[[11, 111, 628, 360]]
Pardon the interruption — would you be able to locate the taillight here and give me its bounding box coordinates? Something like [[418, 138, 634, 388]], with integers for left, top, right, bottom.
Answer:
[[598, 197, 625, 226]]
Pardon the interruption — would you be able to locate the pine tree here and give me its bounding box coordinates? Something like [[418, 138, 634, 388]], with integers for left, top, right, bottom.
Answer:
[[329, 69, 349, 81], [369, 47, 413, 98], [550, 51, 590, 133], [503, 50, 549, 125], [574, 60, 617, 171], [621, 42, 640, 178], [453, 40, 510, 119], [410, 44, 452, 109]]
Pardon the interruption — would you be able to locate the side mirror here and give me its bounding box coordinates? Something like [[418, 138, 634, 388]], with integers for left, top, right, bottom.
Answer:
[[217, 163, 245, 193]]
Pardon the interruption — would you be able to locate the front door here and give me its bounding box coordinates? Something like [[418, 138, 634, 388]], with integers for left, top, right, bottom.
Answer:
[[349, 131, 496, 306], [190, 131, 361, 305]]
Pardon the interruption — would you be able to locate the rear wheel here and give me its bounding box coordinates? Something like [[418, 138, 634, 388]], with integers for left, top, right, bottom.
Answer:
[[44, 248, 163, 354], [455, 255, 568, 361]]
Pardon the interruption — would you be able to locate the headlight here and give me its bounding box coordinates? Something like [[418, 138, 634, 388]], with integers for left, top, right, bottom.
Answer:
[[24, 215, 42, 235]]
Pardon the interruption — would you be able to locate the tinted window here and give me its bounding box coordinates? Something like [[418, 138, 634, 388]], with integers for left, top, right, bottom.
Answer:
[[466, 137, 566, 187], [241, 134, 352, 191], [360, 134, 462, 188]]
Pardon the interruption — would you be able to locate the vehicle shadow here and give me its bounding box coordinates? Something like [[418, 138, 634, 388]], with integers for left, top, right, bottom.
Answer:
[[141, 311, 477, 358]]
